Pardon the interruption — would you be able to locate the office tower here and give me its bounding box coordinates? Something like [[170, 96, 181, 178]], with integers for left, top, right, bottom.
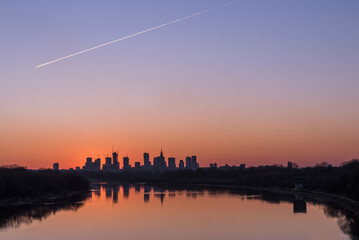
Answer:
[[240, 164, 246, 169], [102, 156, 113, 171], [179, 160, 184, 169], [191, 155, 199, 169], [135, 162, 141, 168], [85, 157, 93, 170], [105, 157, 112, 165], [214, 163, 217, 168], [210, 163, 214, 168], [53, 162, 59, 171], [186, 156, 192, 169], [112, 152, 119, 170], [123, 156, 130, 169], [168, 157, 176, 169], [94, 158, 101, 170], [153, 148, 166, 169], [144, 152, 151, 168]]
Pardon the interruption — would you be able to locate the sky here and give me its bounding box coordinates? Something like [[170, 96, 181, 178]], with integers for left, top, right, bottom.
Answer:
[[0, 0, 359, 169]]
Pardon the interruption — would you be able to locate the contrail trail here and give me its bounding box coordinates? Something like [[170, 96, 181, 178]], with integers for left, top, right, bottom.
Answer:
[[35, 1, 237, 68]]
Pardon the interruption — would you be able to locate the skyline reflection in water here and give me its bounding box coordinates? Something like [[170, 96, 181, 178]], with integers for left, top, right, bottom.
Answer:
[[0, 183, 358, 240]]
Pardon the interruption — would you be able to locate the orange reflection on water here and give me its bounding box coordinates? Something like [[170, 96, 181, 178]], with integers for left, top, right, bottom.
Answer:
[[0, 184, 352, 240]]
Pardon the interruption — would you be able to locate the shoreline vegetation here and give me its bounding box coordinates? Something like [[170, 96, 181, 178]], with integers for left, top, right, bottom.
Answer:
[[80, 159, 359, 214], [2, 160, 359, 212], [81, 159, 359, 197], [0, 166, 89, 204]]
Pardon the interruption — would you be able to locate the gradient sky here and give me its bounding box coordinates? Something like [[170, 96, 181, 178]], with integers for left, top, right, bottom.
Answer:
[[1, 0, 359, 169]]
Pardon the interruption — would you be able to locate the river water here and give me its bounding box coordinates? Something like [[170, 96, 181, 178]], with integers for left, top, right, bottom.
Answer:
[[0, 182, 358, 240]]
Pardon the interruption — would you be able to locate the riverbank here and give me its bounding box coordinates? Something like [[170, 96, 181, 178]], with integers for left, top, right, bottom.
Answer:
[[0, 190, 89, 206], [80, 159, 359, 202], [142, 181, 359, 218], [0, 166, 90, 204]]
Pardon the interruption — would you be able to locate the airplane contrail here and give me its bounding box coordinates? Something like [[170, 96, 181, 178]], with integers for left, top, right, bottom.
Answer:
[[35, 1, 237, 68]]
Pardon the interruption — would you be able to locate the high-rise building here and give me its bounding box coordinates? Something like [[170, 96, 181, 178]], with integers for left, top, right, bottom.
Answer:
[[135, 162, 141, 168], [192, 155, 199, 169], [102, 156, 113, 171], [153, 149, 166, 169], [94, 158, 101, 170], [123, 156, 130, 169], [144, 152, 151, 168], [53, 162, 59, 171], [84, 157, 102, 171], [185, 156, 198, 170], [112, 152, 119, 170], [85, 157, 93, 170], [179, 160, 184, 169], [185, 156, 192, 169], [288, 162, 293, 168], [168, 157, 176, 169], [105, 157, 112, 165]]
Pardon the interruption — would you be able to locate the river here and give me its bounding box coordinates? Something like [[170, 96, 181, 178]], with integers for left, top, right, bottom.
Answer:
[[0, 182, 358, 240]]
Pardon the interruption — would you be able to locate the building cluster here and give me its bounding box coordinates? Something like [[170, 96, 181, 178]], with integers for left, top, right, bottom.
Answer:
[[52, 148, 258, 172], [68, 149, 199, 172], [209, 163, 246, 169]]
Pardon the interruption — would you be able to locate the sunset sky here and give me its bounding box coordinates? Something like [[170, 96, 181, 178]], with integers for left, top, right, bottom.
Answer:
[[1, 0, 359, 169]]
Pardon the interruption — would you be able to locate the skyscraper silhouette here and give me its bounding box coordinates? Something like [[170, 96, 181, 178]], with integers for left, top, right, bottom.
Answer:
[[113, 152, 119, 170], [153, 148, 166, 169], [144, 152, 151, 168], [123, 156, 130, 169]]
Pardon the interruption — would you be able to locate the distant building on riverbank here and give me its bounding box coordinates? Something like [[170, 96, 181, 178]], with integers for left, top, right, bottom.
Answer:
[[53, 162, 59, 171]]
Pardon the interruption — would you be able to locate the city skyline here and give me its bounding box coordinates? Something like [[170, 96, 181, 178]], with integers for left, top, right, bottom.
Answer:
[[55, 147, 335, 171], [1, 0, 359, 169], [58, 148, 201, 171]]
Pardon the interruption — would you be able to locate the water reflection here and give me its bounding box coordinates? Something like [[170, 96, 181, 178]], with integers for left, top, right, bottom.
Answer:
[[1, 183, 358, 240], [0, 194, 88, 230], [95, 183, 359, 240], [293, 194, 307, 213]]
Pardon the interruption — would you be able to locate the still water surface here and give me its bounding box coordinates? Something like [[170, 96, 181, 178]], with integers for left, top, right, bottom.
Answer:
[[0, 183, 358, 240]]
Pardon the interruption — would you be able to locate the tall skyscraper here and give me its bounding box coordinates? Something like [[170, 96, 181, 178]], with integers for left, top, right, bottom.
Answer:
[[113, 152, 119, 169], [135, 162, 141, 168], [105, 157, 112, 166], [192, 155, 199, 169], [153, 148, 166, 169], [168, 157, 176, 169], [53, 162, 59, 171], [144, 152, 151, 168], [123, 156, 130, 169], [85, 157, 93, 170], [186, 156, 192, 169], [94, 158, 101, 170], [102, 156, 113, 171], [185, 156, 198, 170]]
